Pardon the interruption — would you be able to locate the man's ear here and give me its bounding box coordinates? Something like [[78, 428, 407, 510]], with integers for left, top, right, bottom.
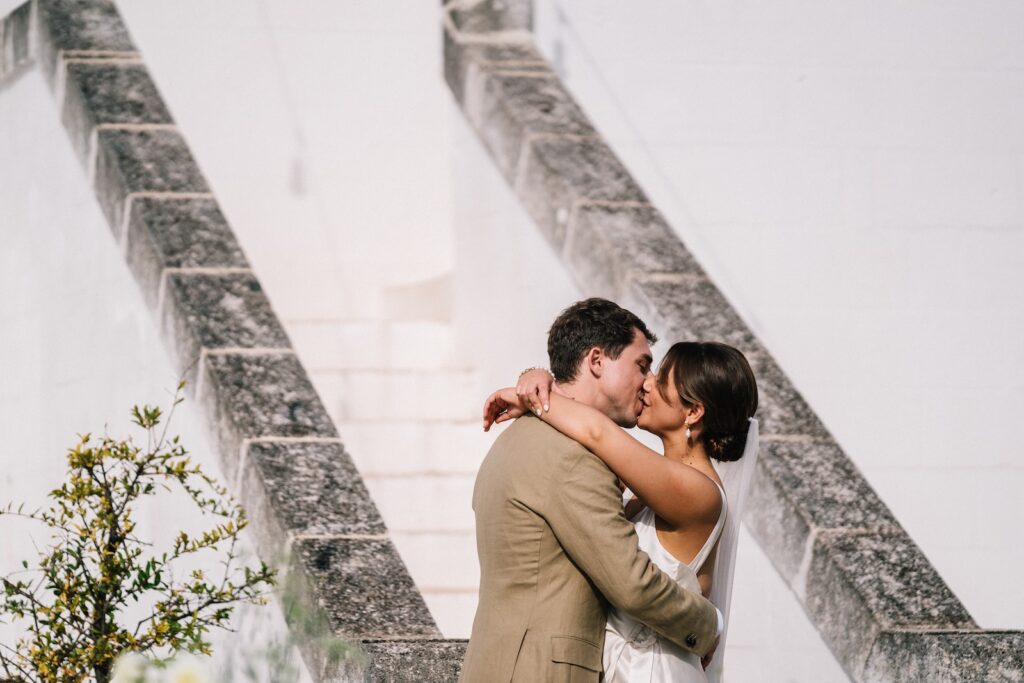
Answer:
[[585, 346, 604, 378]]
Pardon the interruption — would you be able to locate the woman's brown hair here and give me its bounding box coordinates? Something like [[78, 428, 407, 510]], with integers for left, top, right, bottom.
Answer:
[[656, 341, 758, 462]]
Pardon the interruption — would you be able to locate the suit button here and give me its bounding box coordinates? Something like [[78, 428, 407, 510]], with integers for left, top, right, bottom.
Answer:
[[685, 634, 698, 648]]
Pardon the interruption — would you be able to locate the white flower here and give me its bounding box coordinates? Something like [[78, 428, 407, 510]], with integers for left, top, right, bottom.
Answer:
[[111, 652, 149, 683], [164, 653, 213, 683]]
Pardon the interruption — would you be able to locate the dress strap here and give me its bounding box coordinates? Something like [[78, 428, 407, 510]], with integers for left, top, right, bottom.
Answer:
[[689, 482, 727, 572]]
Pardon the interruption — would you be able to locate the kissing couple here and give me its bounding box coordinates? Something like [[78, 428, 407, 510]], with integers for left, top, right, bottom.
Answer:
[[460, 298, 759, 683]]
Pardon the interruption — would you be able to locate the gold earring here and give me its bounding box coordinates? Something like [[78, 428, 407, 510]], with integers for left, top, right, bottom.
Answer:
[[684, 422, 691, 439]]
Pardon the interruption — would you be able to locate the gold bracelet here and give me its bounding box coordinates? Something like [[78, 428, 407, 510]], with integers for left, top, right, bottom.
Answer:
[[517, 367, 550, 380]]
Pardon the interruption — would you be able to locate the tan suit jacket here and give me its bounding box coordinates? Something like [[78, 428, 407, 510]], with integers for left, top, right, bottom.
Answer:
[[460, 416, 718, 683]]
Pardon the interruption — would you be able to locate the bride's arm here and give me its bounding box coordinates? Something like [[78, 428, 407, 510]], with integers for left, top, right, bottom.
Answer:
[[483, 386, 720, 527], [537, 394, 720, 527]]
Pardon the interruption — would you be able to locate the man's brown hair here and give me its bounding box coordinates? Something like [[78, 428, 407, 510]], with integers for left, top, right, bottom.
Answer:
[[547, 298, 657, 383]]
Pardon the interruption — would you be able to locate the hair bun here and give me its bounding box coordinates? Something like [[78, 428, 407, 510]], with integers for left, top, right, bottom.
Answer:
[[704, 430, 748, 463]]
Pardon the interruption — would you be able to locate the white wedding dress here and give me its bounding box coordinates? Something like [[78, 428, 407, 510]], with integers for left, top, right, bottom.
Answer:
[[602, 482, 727, 683]]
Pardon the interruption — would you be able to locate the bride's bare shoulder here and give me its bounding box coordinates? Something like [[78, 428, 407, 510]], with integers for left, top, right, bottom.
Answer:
[[664, 465, 724, 527]]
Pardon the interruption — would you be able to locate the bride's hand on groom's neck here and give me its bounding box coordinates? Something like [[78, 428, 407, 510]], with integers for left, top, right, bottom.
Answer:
[[516, 368, 555, 415], [482, 387, 529, 432], [482, 368, 576, 431]]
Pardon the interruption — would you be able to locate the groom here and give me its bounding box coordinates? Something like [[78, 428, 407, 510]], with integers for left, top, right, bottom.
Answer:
[[460, 299, 720, 682]]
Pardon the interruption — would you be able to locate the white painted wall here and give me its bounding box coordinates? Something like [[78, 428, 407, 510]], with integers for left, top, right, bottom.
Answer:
[[90, 1, 850, 679], [0, 65, 310, 681], [535, 0, 1024, 633], [11, 0, 1008, 679]]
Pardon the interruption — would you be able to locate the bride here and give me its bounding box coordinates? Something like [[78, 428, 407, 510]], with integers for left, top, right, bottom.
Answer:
[[483, 341, 759, 682]]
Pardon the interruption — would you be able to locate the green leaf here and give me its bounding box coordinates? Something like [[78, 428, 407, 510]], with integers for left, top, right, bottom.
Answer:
[[0, 390, 281, 672]]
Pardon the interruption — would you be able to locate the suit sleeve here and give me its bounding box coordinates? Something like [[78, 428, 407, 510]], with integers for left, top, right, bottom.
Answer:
[[540, 446, 719, 656]]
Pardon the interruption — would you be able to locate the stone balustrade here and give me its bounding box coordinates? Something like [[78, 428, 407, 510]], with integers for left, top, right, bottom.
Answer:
[[0, 1, 465, 680], [5, 0, 1024, 679], [442, 0, 1024, 680]]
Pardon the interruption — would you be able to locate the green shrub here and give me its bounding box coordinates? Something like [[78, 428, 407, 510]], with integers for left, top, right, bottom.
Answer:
[[0, 383, 276, 683]]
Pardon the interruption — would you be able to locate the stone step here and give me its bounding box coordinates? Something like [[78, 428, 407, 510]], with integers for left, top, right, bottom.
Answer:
[[309, 367, 480, 421], [421, 591, 477, 639], [363, 474, 475, 532], [337, 418, 494, 475], [391, 530, 479, 590], [286, 319, 459, 371]]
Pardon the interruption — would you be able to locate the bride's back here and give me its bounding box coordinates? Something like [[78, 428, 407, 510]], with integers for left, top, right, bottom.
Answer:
[[644, 465, 726, 595]]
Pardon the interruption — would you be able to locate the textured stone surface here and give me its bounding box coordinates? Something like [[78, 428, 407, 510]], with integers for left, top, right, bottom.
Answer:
[[126, 197, 250, 309], [863, 630, 1024, 683], [0, 1, 33, 81], [747, 354, 832, 440], [161, 272, 290, 381], [806, 530, 976, 678], [242, 440, 385, 560], [765, 441, 900, 533], [519, 136, 646, 247], [94, 129, 209, 238], [745, 440, 902, 583], [442, 20, 1024, 682], [744, 454, 813, 584], [443, 28, 546, 105], [310, 640, 467, 683], [198, 353, 336, 481], [565, 203, 704, 300], [464, 71, 593, 182], [622, 275, 762, 356], [36, 0, 136, 85], [353, 640, 467, 682], [447, 0, 532, 35], [290, 537, 440, 640], [61, 62, 172, 164]]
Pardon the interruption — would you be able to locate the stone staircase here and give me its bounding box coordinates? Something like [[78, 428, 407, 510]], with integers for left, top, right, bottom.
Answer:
[[440, 0, 1024, 680], [1, 2, 470, 677], [286, 288, 486, 638], [8, 0, 1024, 678]]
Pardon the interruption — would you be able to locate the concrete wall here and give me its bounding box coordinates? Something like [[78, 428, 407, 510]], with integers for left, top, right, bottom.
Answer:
[[445, 0, 1024, 679], [0, 2, 465, 679], [6, 0, 1024, 679], [0, 63, 312, 681]]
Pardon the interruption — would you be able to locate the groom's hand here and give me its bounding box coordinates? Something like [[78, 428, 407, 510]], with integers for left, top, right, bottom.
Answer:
[[701, 635, 720, 670], [482, 388, 527, 431]]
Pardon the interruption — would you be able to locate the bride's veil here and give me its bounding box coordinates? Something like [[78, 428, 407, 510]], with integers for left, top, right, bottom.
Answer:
[[705, 417, 760, 683]]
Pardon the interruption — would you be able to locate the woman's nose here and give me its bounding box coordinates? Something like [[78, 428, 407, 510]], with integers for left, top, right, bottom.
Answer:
[[642, 372, 655, 392]]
